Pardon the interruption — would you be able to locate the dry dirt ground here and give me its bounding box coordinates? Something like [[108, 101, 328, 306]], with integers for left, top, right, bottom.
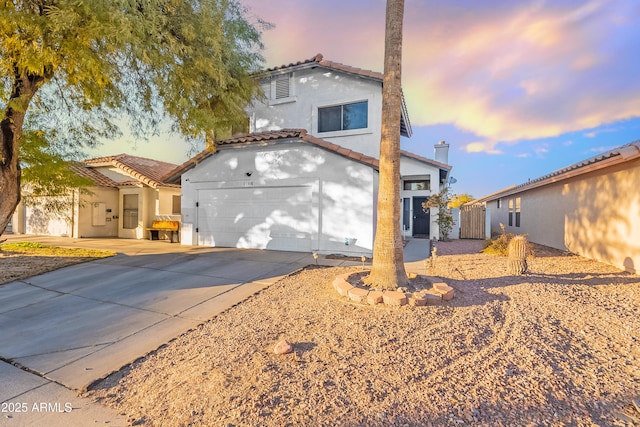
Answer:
[[0, 244, 113, 285], [2, 241, 639, 426], [83, 241, 640, 427]]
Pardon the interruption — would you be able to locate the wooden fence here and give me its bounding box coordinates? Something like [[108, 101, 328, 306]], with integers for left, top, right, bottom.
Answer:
[[460, 204, 486, 239]]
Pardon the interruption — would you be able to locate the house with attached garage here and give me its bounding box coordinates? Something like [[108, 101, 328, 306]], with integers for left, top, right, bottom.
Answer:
[[472, 140, 640, 273], [165, 54, 452, 255], [11, 154, 181, 240]]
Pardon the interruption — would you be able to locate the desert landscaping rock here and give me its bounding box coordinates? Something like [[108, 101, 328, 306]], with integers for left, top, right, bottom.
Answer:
[[273, 339, 293, 355], [347, 286, 368, 303], [335, 279, 353, 297], [367, 290, 384, 305], [382, 290, 408, 306], [409, 295, 428, 306], [84, 241, 640, 427]]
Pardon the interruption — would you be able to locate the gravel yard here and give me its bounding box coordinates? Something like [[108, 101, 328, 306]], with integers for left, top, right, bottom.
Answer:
[[86, 240, 640, 426]]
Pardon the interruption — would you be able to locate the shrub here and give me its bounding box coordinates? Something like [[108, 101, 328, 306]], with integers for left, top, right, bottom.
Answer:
[[482, 224, 514, 256]]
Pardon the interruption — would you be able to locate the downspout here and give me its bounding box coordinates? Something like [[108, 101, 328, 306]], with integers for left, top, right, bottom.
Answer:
[[70, 189, 75, 238]]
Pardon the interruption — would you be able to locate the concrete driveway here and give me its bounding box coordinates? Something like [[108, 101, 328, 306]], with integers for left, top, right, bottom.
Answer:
[[0, 236, 323, 392]]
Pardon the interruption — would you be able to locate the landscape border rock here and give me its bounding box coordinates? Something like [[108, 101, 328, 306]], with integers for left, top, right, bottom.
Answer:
[[332, 271, 454, 307]]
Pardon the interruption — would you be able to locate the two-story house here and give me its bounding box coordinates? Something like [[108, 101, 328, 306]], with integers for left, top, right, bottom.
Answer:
[[166, 54, 452, 255]]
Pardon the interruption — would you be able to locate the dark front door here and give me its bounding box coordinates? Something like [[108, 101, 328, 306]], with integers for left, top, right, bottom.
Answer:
[[413, 197, 430, 237]]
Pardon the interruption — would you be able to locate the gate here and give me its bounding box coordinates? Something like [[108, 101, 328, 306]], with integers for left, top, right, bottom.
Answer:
[[460, 204, 486, 239]]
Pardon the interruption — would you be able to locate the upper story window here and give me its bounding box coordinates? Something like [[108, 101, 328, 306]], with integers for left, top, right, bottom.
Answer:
[[403, 179, 430, 191], [318, 101, 368, 133], [262, 73, 293, 103], [274, 73, 290, 99]]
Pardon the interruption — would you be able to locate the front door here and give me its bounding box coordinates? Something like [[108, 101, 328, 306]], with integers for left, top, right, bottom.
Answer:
[[413, 197, 430, 237]]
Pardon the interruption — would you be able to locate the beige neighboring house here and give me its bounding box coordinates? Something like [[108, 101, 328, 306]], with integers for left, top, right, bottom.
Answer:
[[11, 154, 181, 240], [473, 141, 640, 273]]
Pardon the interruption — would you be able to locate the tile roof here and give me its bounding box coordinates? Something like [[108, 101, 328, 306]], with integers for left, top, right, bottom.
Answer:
[[400, 150, 452, 171], [163, 129, 450, 183], [68, 163, 119, 187], [84, 154, 180, 188], [265, 53, 384, 81], [474, 140, 640, 203]]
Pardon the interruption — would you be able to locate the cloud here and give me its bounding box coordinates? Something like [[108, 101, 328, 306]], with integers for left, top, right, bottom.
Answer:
[[244, 0, 640, 154], [463, 141, 503, 154], [402, 0, 640, 149]]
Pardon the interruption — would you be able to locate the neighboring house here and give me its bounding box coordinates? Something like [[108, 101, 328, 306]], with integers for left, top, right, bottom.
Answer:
[[166, 54, 452, 255], [473, 141, 640, 273], [11, 154, 180, 240]]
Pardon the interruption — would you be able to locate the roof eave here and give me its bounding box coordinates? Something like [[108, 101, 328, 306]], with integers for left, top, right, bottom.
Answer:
[[481, 141, 640, 202]]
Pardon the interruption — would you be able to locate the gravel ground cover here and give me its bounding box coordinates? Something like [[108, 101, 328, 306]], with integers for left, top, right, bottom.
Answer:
[[81, 240, 640, 426]]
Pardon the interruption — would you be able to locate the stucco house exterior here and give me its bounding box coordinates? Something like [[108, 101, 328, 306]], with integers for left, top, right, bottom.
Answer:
[[474, 141, 640, 273], [11, 154, 181, 240], [166, 54, 452, 255]]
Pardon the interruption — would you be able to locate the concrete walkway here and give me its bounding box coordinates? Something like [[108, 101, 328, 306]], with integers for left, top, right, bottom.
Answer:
[[0, 235, 430, 426]]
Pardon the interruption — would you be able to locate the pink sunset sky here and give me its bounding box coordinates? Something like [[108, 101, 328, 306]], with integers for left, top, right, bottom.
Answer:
[[90, 0, 640, 197], [241, 0, 640, 196]]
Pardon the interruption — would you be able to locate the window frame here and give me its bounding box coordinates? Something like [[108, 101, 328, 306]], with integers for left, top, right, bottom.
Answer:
[[318, 100, 368, 133], [508, 197, 521, 228], [403, 179, 431, 191], [122, 194, 139, 230], [172, 195, 181, 215], [261, 72, 295, 105]]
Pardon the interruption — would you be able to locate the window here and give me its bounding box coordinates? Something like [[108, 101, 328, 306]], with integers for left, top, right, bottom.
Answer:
[[402, 198, 411, 231], [508, 199, 514, 226], [274, 74, 290, 99], [318, 101, 368, 132], [123, 194, 139, 229], [508, 197, 521, 227], [172, 195, 181, 215], [497, 199, 501, 209], [262, 73, 292, 101], [403, 179, 430, 191]]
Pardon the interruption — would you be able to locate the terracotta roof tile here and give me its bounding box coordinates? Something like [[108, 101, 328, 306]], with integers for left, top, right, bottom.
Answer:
[[68, 163, 119, 187], [84, 154, 180, 188], [265, 53, 384, 82], [164, 128, 452, 185], [400, 150, 452, 171], [164, 129, 385, 183]]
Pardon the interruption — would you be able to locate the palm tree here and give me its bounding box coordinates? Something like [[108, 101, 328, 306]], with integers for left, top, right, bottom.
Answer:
[[364, 0, 409, 290]]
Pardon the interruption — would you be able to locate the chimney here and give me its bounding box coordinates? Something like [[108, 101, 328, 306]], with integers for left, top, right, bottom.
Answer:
[[434, 140, 449, 164]]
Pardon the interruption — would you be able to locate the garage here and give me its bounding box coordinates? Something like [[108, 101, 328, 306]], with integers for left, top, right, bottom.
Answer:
[[196, 186, 314, 251]]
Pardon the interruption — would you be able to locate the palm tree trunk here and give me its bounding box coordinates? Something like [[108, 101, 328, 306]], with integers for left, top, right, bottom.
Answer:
[[364, 0, 409, 290]]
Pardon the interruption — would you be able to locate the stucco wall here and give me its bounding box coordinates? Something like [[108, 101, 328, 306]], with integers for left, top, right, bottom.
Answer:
[[250, 68, 383, 159], [180, 142, 376, 255], [76, 188, 119, 237], [488, 158, 640, 273], [158, 188, 181, 216]]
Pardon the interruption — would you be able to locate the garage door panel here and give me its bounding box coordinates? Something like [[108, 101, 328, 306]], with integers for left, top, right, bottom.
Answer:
[[197, 187, 312, 251]]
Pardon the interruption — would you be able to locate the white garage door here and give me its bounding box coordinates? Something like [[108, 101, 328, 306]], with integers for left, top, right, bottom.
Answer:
[[196, 186, 313, 251], [25, 204, 71, 236]]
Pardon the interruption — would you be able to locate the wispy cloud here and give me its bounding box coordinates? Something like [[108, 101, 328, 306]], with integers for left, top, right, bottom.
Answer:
[[463, 141, 503, 154], [244, 0, 640, 155]]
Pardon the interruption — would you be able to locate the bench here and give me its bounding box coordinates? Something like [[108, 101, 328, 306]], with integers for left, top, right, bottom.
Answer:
[[147, 220, 180, 243]]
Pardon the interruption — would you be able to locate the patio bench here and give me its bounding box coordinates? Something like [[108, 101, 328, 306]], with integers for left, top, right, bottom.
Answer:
[[147, 220, 180, 243]]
